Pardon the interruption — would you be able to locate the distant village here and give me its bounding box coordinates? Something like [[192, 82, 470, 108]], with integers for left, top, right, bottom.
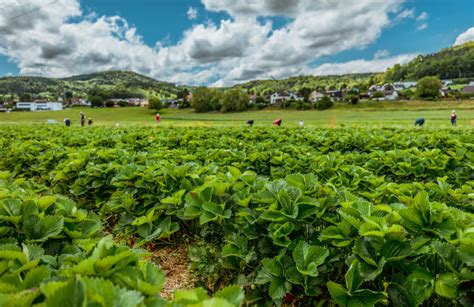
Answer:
[[261, 80, 474, 106], [1, 79, 474, 112]]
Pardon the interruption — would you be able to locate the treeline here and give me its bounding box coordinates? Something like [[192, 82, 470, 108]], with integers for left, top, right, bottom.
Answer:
[[191, 88, 250, 113], [235, 74, 373, 96]]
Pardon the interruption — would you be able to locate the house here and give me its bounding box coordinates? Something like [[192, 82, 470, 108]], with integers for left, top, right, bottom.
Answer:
[[288, 92, 304, 101], [249, 95, 257, 104], [369, 84, 401, 101], [309, 91, 325, 102], [393, 83, 406, 91], [162, 99, 179, 108], [270, 92, 287, 104], [16, 102, 63, 111], [385, 91, 399, 101], [326, 90, 343, 101], [462, 85, 474, 96]]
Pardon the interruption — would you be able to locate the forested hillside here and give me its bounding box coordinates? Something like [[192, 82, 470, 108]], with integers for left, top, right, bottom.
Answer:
[[233, 74, 374, 96], [383, 42, 474, 81], [0, 71, 181, 100]]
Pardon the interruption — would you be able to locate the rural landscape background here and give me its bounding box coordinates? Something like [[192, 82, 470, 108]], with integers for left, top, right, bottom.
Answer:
[[0, 0, 473, 306]]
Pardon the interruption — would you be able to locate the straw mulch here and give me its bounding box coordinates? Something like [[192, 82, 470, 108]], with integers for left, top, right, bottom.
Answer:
[[154, 244, 197, 300]]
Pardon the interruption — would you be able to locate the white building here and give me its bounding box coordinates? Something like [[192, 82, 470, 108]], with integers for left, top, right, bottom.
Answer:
[[270, 92, 303, 104], [309, 91, 325, 102], [16, 102, 63, 111], [270, 92, 286, 105]]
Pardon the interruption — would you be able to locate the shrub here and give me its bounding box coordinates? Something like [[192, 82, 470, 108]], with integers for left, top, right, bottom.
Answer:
[[415, 76, 442, 100], [315, 96, 333, 110], [105, 100, 115, 108], [117, 100, 128, 107], [148, 97, 163, 110], [90, 96, 104, 107]]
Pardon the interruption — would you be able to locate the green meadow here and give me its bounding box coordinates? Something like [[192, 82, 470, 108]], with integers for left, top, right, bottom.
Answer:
[[1, 100, 474, 128]]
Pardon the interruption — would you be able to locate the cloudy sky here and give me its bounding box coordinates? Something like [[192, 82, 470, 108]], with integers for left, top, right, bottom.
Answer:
[[0, 0, 472, 86]]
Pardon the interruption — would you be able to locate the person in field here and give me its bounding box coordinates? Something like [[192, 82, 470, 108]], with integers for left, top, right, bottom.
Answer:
[[414, 118, 425, 127], [64, 118, 71, 127], [88, 117, 93, 126], [273, 118, 282, 126], [247, 120, 254, 127], [80, 112, 86, 127], [450, 110, 457, 126], [155, 113, 161, 124], [298, 120, 304, 127]]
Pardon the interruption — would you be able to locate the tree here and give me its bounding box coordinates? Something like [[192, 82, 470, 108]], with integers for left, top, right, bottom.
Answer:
[[297, 87, 312, 102], [191, 87, 213, 113], [177, 88, 190, 100], [64, 91, 73, 100], [19, 93, 31, 102], [209, 89, 223, 111], [117, 100, 128, 107], [90, 96, 104, 107], [254, 96, 267, 110], [148, 97, 163, 110], [415, 76, 442, 100], [372, 91, 385, 99], [315, 96, 333, 110], [221, 89, 249, 113], [105, 100, 115, 108], [399, 89, 414, 100], [346, 95, 359, 105]]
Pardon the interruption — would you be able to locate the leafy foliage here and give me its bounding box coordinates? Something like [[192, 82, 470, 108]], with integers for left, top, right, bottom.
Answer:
[[0, 125, 473, 306]]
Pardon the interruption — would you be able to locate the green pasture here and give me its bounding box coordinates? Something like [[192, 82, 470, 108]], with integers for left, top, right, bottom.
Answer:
[[1, 100, 473, 128]]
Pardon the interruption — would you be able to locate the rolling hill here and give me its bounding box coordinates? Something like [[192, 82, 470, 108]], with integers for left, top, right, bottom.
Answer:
[[0, 71, 182, 100]]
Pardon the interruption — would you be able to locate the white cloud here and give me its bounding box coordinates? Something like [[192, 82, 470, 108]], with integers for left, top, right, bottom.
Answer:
[[0, 0, 412, 86], [416, 11, 428, 21], [395, 8, 415, 21], [303, 53, 417, 76], [416, 23, 428, 31], [415, 11, 428, 31], [374, 49, 390, 59], [454, 27, 474, 46], [187, 7, 198, 20]]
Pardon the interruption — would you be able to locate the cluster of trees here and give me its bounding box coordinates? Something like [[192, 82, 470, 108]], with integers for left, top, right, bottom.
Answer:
[[87, 86, 145, 107], [191, 88, 250, 113]]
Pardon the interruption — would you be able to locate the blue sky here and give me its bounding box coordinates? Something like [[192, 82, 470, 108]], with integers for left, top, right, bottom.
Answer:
[[0, 0, 472, 85]]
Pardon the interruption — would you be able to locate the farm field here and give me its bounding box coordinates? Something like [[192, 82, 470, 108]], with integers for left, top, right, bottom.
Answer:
[[1, 100, 474, 128], [0, 125, 472, 306]]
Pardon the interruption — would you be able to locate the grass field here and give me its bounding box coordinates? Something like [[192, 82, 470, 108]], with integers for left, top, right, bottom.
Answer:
[[1, 100, 474, 128]]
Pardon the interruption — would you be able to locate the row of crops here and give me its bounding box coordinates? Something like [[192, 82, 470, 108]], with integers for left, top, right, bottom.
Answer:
[[0, 126, 473, 306]]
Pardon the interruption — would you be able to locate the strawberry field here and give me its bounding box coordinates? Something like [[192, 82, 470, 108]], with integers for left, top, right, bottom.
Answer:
[[0, 126, 473, 306]]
